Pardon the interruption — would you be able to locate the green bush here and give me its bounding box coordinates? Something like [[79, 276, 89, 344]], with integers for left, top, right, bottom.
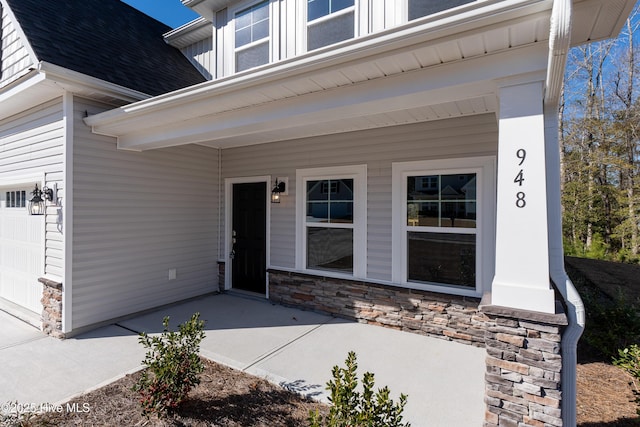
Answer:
[[309, 351, 410, 427], [133, 313, 205, 417], [613, 344, 640, 415]]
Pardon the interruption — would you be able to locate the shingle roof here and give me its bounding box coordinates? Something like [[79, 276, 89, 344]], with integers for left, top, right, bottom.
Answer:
[[6, 0, 207, 96]]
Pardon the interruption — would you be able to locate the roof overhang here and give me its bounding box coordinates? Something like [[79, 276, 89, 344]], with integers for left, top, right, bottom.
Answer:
[[86, 0, 635, 152], [0, 62, 151, 121]]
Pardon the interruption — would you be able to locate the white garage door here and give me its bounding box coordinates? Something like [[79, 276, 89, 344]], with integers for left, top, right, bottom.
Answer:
[[0, 188, 43, 314]]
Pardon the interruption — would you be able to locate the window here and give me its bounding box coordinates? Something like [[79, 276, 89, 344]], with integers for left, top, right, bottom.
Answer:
[[297, 165, 366, 277], [307, 0, 355, 51], [4, 190, 26, 208], [392, 157, 495, 295], [234, 0, 270, 72], [408, 0, 475, 21]]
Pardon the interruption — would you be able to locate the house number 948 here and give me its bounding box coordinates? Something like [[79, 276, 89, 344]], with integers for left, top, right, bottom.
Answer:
[[514, 149, 526, 208]]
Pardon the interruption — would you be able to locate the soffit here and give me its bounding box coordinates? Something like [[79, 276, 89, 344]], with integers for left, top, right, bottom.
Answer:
[[86, 0, 635, 151]]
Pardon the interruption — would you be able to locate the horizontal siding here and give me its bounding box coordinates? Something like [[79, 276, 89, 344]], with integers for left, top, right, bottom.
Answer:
[[71, 98, 220, 330], [0, 98, 65, 280], [222, 114, 498, 281], [0, 4, 34, 88]]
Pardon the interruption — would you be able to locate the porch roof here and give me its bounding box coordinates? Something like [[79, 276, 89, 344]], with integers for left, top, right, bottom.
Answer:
[[84, 0, 634, 152]]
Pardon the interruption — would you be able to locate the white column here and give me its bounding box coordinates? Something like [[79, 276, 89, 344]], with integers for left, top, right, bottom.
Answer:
[[491, 80, 556, 313]]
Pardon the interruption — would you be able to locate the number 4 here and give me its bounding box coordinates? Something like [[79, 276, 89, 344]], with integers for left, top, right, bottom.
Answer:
[[513, 169, 524, 186]]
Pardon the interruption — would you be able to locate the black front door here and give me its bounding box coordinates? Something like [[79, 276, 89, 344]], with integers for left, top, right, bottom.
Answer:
[[231, 182, 267, 293]]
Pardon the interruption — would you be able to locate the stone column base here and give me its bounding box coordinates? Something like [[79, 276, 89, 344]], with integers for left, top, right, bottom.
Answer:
[[481, 304, 567, 427], [39, 277, 64, 339]]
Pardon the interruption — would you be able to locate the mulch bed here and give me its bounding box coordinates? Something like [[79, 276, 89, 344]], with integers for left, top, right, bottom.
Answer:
[[35, 359, 328, 426]]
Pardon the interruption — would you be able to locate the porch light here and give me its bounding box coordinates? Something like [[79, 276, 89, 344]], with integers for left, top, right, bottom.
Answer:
[[29, 184, 54, 216], [271, 179, 286, 203]]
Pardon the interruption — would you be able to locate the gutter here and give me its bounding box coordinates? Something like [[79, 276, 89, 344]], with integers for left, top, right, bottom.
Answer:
[[544, 1, 585, 426]]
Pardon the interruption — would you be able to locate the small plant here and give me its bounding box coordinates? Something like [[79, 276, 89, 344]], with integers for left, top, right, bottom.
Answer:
[[133, 312, 205, 417], [309, 351, 410, 427], [614, 344, 640, 415]]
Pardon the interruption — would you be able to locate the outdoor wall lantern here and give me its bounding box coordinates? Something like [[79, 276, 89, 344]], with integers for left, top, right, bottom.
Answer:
[[271, 178, 286, 203], [29, 184, 54, 215]]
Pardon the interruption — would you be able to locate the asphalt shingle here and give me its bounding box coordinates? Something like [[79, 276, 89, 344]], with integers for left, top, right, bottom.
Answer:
[[6, 0, 207, 96]]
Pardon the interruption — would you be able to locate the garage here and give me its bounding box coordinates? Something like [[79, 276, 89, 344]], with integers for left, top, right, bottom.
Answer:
[[0, 186, 43, 317]]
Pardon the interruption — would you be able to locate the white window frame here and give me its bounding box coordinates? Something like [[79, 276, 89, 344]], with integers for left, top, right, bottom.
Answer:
[[391, 156, 495, 297], [300, 0, 360, 53], [296, 164, 367, 278], [227, 0, 279, 74]]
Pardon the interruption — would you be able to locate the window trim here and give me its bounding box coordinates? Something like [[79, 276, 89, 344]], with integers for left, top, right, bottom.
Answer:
[[392, 156, 495, 297], [228, 0, 279, 74], [296, 164, 367, 278]]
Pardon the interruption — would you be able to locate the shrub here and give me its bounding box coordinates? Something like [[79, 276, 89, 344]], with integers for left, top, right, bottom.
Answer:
[[309, 351, 410, 427], [613, 344, 640, 415], [133, 313, 205, 417]]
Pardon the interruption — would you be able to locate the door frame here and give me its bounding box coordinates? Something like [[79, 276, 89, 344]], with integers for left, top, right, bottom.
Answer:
[[224, 176, 271, 297]]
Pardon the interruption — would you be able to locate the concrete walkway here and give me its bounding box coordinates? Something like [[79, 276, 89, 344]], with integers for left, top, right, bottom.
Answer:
[[0, 293, 486, 426]]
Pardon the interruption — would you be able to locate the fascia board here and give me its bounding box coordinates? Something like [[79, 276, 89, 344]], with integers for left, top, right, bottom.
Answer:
[[38, 62, 151, 104], [85, 0, 554, 132]]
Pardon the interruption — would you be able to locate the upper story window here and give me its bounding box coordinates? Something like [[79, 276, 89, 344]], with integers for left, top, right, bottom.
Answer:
[[307, 0, 355, 51], [234, 0, 270, 72], [408, 0, 475, 21]]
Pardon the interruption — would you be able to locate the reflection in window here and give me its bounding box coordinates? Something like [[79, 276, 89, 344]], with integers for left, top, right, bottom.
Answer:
[[408, 232, 475, 288], [307, 0, 355, 51], [307, 227, 353, 273], [408, 0, 475, 21], [406, 172, 477, 288], [407, 174, 476, 228], [306, 179, 354, 223]]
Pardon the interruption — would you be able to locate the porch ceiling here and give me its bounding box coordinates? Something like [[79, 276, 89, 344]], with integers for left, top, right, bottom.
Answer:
[[84, 0, 634, 151]]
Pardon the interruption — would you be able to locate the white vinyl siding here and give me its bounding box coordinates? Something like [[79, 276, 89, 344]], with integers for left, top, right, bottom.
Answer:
[[71, 98, 220, 330], [221, 113, 497, 282], [181, 38, 213, 80], [0, 4, 35, 88], [0, 99, 65, 318], [0, 99, 65, 280]]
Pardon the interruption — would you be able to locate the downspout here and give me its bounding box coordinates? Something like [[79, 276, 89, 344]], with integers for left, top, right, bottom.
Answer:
[[544, 1, 585, 426]]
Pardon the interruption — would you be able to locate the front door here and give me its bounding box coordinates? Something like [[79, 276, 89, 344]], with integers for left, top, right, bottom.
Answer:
[[231, 182, 267, 294]]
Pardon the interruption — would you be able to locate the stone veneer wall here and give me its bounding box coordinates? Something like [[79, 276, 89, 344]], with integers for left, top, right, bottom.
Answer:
[[39, 277, 64, 338], [268, 270, 487, 347], [481, 304, 567, 427]]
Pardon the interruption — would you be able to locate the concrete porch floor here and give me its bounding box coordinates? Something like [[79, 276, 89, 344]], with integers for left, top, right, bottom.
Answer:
[[0, 293, 486, 426]]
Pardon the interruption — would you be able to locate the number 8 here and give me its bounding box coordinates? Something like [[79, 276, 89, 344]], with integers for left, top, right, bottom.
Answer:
[[516, 192, 526, 208]]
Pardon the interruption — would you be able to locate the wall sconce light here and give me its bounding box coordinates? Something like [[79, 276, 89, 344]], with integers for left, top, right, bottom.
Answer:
[[271, 178, 286, 203], [29, 184, 54, 215]]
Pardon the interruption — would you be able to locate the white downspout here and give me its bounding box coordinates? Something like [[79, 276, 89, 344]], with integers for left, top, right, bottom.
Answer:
[[544, 1, 585, 426]]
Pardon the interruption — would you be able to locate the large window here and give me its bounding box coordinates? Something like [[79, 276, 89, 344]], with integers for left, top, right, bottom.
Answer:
[[234, 0, 270, 72], [408, 0, 475, 21], [297, 165, 366, 277], [392, 157, 495, 296], [307, 0, 355, 51]]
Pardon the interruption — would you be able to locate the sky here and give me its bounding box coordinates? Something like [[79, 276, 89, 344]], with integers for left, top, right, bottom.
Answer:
[[122, 0, 200, 28]]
